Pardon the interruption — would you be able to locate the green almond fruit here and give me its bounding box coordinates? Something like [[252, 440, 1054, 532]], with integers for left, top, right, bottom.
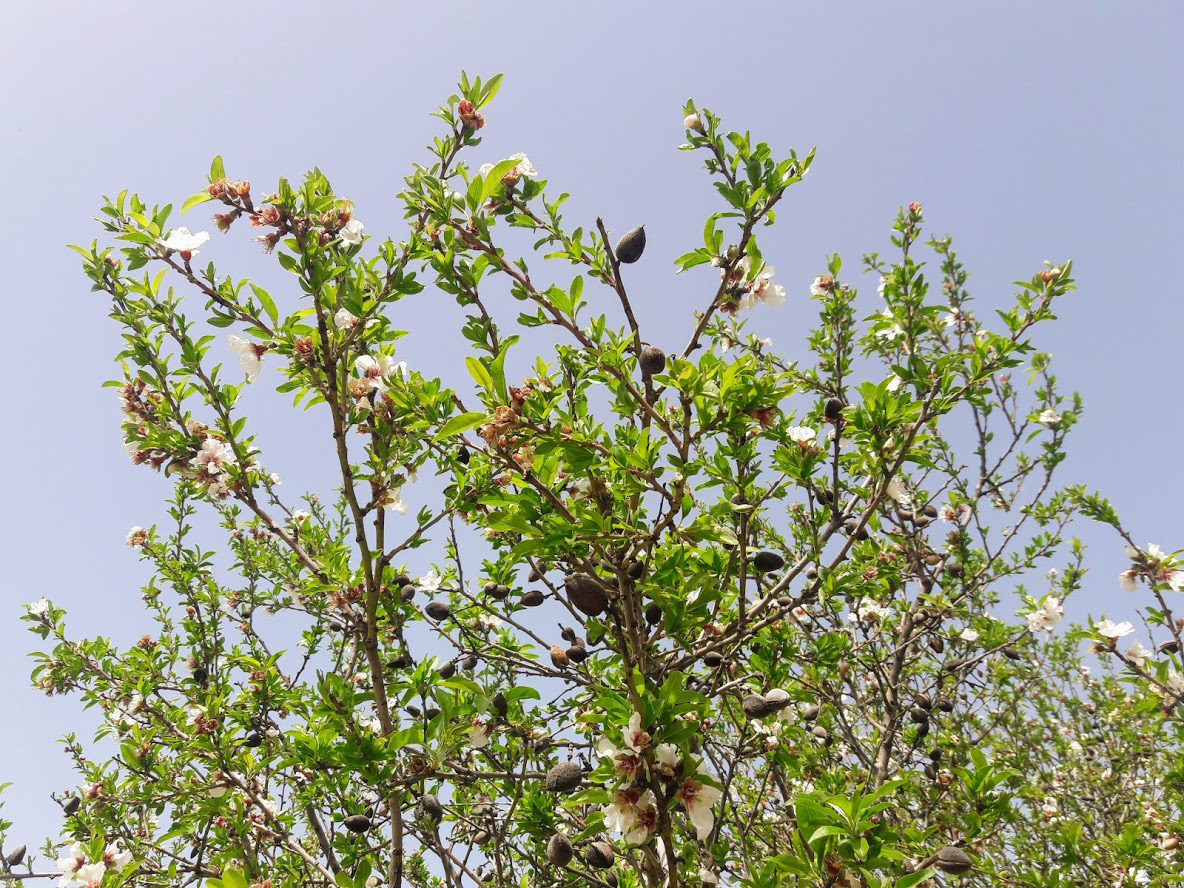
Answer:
[[753, 551, 785, 573], [418, 794, 445, 821], [586, 840, 615, 869], [492, 692, 508, 717], [615, 226, 646, 264], [764, 688, 791, 709], [544, 762, 584, 793], [639, 346, 666, 376], [564, 573, 608, 617], [546, 832, 574, 866], [935, 845, 973, 875]]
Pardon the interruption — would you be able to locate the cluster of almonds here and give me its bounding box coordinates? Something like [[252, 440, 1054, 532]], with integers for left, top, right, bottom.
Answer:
[[539, 764, 617, 873]]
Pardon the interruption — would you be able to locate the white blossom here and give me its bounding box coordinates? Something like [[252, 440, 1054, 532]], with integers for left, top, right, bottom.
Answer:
[[1037, 408, 1061, 425], [1094, 619, 1134, 642], [623, 711, 651, 753], [112, 694, 144, 727], [1026, 598, 1064, 633], [1125, 641, 1152, 668], [228, 335, 263, 382], [25, 597, 50, 616], [469, 720, 493, 749], [55, 842, 86, 888], [479, 153, 537, 181], [1117, 868, 1150, 887], [959, 628, 979, 643], [477, 611, 502, 630], [160, 227, 209, 256], [192, 438, 236, 472], [852, 598, 890, 622], [381, 488, 408, 514], [604, 788, 658, 845], [678, 771, 722, 839], [654, 743, 679, 776], [103, 843, 133, 870], [339, 218, 365, 245], [875, 308, 904, 341], [333, 307, 359, 329], [75, 863, 107, 888], [507, 153, 538, 178], [353, 354, 405, 396], [787, 425, 816, 444], [1143, 543, 1184, 590], [885, 476, 911, 506], [418, 569, 443, 593], [751, 264, 786, 307]]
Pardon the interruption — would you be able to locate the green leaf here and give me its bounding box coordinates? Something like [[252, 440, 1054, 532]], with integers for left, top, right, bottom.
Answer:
[[489, 337, 516, 400], [182, 191, 212, 214], [336, 874, 355, 888], [250, 284, 278, 325], [896, 871, 934, 888], [436, 412, 487, 441], [209, 155, 225, 182], [807, 825, 848, 843], [477, 73, 503, 107], [466, 356, 494, 396], [219, 869, 248, 888], [479, 158, 524, 204]]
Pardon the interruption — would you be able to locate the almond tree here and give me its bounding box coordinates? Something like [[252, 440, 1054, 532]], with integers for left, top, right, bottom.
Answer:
[[11, 74, 1184, 888]]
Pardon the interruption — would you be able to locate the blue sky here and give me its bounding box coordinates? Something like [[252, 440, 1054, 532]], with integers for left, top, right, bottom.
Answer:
[[1, 0, 1181, 851]]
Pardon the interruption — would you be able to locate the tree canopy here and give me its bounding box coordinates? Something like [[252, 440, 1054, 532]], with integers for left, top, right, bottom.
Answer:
[[12, 73, 1184, 888]]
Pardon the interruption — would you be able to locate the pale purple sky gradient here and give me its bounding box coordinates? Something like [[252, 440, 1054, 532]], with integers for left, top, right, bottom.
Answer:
[[1, 0, 1181, 849]]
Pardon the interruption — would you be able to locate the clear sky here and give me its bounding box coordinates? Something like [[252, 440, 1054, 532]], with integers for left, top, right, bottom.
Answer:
[[1, 0, 1181, 852]]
